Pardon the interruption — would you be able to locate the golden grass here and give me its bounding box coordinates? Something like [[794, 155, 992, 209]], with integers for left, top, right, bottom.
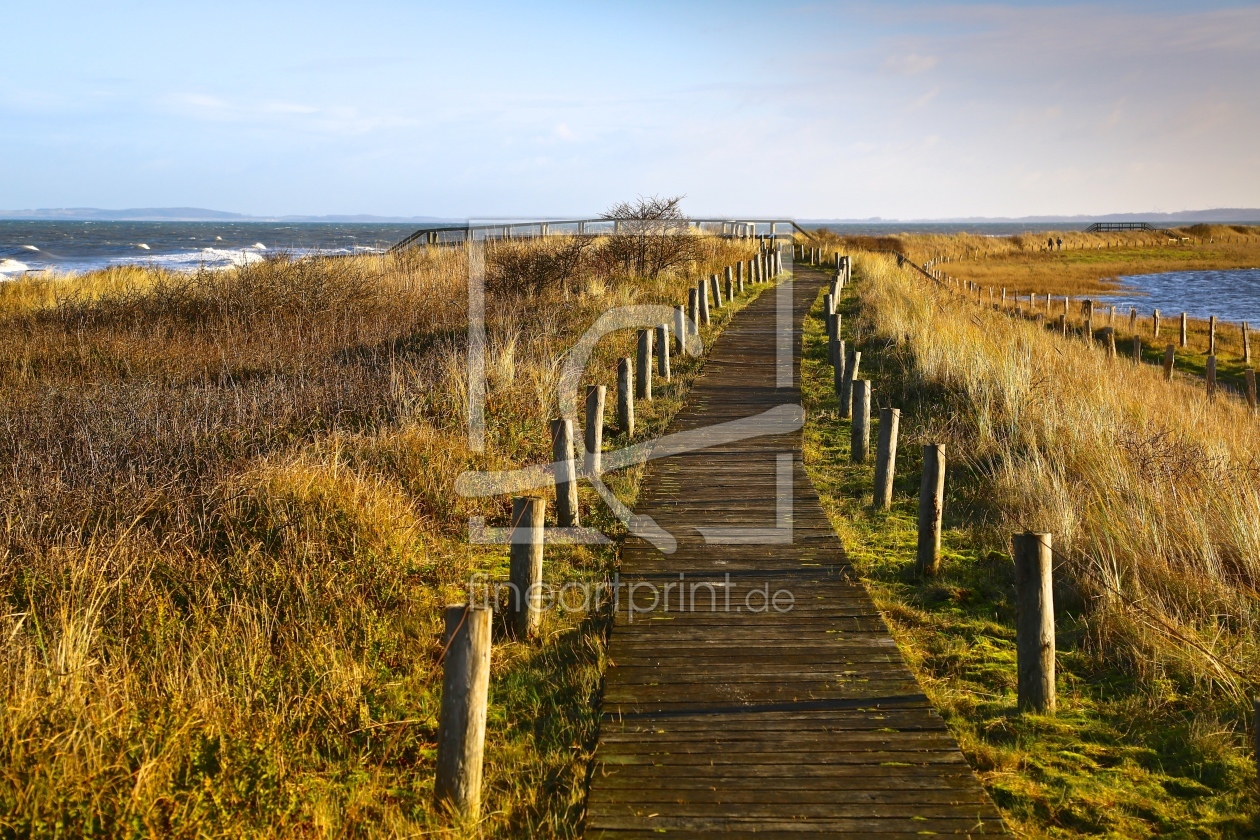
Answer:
[[0, 234, 759, 836], [851, 251, 1260, 701]]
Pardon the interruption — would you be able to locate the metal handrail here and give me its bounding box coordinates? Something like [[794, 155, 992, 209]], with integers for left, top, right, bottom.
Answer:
[[388, 217, 814, 253]]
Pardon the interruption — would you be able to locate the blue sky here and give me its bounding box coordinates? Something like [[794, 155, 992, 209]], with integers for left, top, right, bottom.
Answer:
[[2, 1, 1258, 219]]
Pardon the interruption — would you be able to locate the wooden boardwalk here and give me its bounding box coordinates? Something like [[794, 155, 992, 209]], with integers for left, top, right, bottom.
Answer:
[[585, 268, 1007, 837]]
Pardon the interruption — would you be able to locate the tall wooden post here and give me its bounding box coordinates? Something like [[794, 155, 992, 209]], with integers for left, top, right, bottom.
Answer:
[[656, 323, 671, 382], [725, 265, 734, 298], [1209, 316, 1217, 355], [636, 329, 653, 400], [851, 380, 871, 463], [1013, 532, 1055, 714], [1246, 369, 1257, 411], [840, 350, 861, 419], [1207, 355, 1218, 397], [584, 386, 605, 476], [698, 278, 711, 326], [617, 358, 634, 436], [434, 605, 492, 817], [673, 305, 687, 356], [737, 261, 745, 292], [873, 407, 901, 509], [710, 274, 724, 309], [1083, 299, 1094, 343], [1180, 312, 1188, 347], [833, 340, 846, 406], [829, 314, 841, 367], [551, 418, 580, 527], [1163, 345, 1175, 381], [508, 498, 545, 638], [917, 445, 945, 577], [1153, 309, 1160, 338], [1244, 322, 1252, 364]]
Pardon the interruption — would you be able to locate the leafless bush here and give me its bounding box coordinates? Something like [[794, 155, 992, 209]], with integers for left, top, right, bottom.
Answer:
[[600, 195, 700, 279]]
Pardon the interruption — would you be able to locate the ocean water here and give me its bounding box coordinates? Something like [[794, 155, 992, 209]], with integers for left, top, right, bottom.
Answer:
[[0, 221, 427, 277], [1098, 269, 1260, 325]]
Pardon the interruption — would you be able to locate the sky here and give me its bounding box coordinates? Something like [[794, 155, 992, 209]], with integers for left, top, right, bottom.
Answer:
[[2, 0, 1258, 220]]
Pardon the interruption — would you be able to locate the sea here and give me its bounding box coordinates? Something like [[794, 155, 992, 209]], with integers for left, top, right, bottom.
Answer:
[[1098, 269, 1260, 326], [0, 221, 427, 278]]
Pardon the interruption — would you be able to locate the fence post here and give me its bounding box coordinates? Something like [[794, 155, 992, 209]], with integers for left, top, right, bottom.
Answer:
[[1163, 345, 1175, 381], [710, 274, 724, 309], [840, 350, 861, 419], [434, 604, 492, 817], [1244, 322, 1252, 364], [1013, 532, 1056, 714], [873, 407, 901, 509], [508, 497, 545, 637], [551, 418, 580, 527], [1058, 314, 1067, 336], [1084, 299, 1094, 343], [1207, 355, 1217, 397], [617, 357, 634, 436], [656, 323, 671, 382], [737, 261, 745, 292], [1104, 327, 1116, 357], [725, 265, 734, 299], [698, 278, 711, 326], [1153, 309, 1160, 338], [1133, 336, 1142, 363], [636, 329, 653, 401], [1209, 316, 1217, 356], [916, 445, 945, 577], [1180, 312, 1188, 347], [674, 305, 687, 356], [851, 381, 871, 463], [832, 340, 846, 406], [1129, 307, 1137, 335], [1247, 369, 1257, 411], [829, 314, 841, 367], [584, 386, 605, 476], [752, 257, 760, 284]]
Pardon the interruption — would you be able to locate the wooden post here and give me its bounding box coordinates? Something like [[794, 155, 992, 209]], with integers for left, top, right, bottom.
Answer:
[[434, 604, 492, 817], [840, 350, 861, 419], [1180, 312, 1188, 347], [1108, 305, 1115, 326], [1207, 355, 1217, 397], [584, 386, 605, 476], [710, 274, 723, 309], [698, 278, 711, 326], [508, 498, 545, 637], [1244, 322, 1252, 364], [737, 261, 745, 292], [673, 305, 687, 356], [1084, 299, 1094, 343], [1129, 307, 1137, 334], [1163, 345, 1175, 381], [1013, 532, 1055, 714], [1058, 314, 1067, 336], [829, 314, 841, 367], [1153, 309, 1160, 338], [751, 257, 760, 284], [1246, 369, 1257, 411], [1133, 336, 1142, 363], [873, 407, 901, 509], [851, 381, 871, 463], [833, 340, 846, 405], [1209, 315, 1217, 355], [916, 445, 945, 577], [636, 329, 653, 400], [1104, 327, 1116, 357], [551, 418, 580, 527], [725, 265, 734, 298], [617, 357, 634, 436], [1001, 287, 1007, 308], [656, 323, 671, 382]]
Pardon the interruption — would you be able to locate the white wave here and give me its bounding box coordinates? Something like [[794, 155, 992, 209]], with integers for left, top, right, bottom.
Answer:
[[144, 247, 267, 269], [0, 259, 30, 276], [252, 242, 267, 250], [137, 243, 151, 250], [23, 245, 39, 252]]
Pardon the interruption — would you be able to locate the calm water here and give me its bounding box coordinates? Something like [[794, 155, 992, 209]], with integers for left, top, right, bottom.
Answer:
[[0, 221, 428, 277], [1099, 269, 1260, 325]]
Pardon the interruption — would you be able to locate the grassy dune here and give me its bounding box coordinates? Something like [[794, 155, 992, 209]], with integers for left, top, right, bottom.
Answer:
[[801, 251, 1259, 836], [0, 235, 759, 837]]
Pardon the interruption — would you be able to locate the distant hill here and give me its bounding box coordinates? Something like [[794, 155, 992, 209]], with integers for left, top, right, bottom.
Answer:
[[801, 208, 1260, 225], [0, 207, 459, 224]]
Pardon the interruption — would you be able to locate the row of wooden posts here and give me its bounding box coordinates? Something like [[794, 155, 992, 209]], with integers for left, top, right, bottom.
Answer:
[[919, 270, 1260, 408], [432, 243, 785, 819], [828, 263, 1057, 715]]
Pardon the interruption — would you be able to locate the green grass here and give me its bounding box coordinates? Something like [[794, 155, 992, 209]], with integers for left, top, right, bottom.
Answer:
[[798, 272, 1260, 838]]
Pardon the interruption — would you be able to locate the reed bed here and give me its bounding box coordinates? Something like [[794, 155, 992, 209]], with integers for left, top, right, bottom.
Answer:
[[0, 232, 755, 837]]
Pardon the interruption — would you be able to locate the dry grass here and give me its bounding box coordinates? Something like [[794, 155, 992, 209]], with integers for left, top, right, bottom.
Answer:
[[0, 233, 758, 837]]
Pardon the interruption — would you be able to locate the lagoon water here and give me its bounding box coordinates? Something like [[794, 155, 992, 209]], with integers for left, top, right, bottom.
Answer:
[[1099, 269, 1260, 325], [0, 221, 426, 277]]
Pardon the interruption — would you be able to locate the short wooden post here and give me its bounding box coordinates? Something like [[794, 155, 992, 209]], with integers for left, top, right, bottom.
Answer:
[[1209, 315, 1217, 355], [829, 314, 841, 367], [1108, 305, 1115, 326], [617, 357, 634, 436], [711, 274, 724, 309], [725, 265, 734, 299], [508, 498, 545, 637], [751, 257, 760, 284], [1058, 314, 1067, 336], [1133, 335, 1142, 363], [737, 261, 745, 292], [1163, 345, 1175, 381], [656, 323, 671, 382], [1153, 309, 1161, 338], [1104, 327, 1116, 357], [1207, 355, 1217, 397], [584, 386, 605, 476], [1083, 299, 1093, 343], [840, 350, 861, 419], [1129, 307, 1137, 334], [698, 278, 711, 326], [636, 329, 653, 400], [551, 418, 580, 527], [1013, 532, 1056, 714], [434, 604, 492, 817], [851, 380, 871, 463], [1244, 322, 1252, 364], [673, 305, 687, 356], [916, 445, 945, 577], [833, 340, 846, 404], [1180, 312, 1188, 347], [823, 293, 833, 330], [873, 407, 901, 509], [1246, 369, 1257, 411]]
